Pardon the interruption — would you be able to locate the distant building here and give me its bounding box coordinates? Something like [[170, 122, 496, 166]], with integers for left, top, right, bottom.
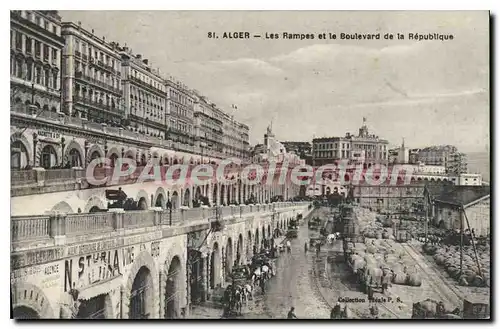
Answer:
[[417, 145, 457, 167], [448, 152, 468, 175], [388, 139, 409, 164], [416, 145, 468, 175], [281, 141, 312, 165], [252, 125, 303, 165], [312, 118, 389, 167], [424, 185, 490, 237], [408, 148, 420, 164]]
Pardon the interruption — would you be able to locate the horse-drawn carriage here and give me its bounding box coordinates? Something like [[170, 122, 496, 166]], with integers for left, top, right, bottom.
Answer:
[[309, 235, 325, 248], [221, 266, 253, 318], [308, 216, 321, 230], [286, 229, 298, 239]]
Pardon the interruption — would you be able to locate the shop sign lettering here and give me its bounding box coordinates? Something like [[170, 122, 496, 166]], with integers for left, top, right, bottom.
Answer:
[[11, 248, 64, 269], [37, 130, 61, 139], [64, 249, 125, 292], [10, 262, 60, 285], [66, 239, 123, 257], [63, 239, 162, 292]]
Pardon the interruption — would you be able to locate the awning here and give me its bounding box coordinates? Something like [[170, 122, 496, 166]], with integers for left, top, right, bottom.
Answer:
[[77, 275, 123, 301]]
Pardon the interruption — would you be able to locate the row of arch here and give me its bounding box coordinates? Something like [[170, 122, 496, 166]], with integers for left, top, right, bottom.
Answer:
[[12, 215, 297, 319], [50, 181, 297, 214], [12, 252, 185, 320]]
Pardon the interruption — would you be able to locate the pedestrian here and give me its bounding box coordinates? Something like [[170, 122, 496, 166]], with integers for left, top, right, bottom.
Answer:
[[260, 277, 266, 294], [287, 307, 297, 319], [331, 302, 342, 319], [304, 242, 308, 253]]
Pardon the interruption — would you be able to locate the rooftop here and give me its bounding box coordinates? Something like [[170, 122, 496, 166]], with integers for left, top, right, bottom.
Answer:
[[426, 185, 490, 207]]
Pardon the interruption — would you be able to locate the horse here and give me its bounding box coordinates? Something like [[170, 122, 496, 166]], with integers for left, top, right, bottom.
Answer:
[[251, 269, 262, 287], [242, 284, 253, 302], [233, 287, 243, 315]]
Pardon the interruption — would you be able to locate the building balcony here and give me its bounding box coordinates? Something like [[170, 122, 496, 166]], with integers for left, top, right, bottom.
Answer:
[[73, 96, 122, 115], [74, 71, 122, 95], [96, 59, 114, 73], [10, 201, 309, 245]]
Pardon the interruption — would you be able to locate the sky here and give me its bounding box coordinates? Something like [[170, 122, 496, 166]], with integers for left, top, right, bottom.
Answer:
[[60, 11, 490, 153]]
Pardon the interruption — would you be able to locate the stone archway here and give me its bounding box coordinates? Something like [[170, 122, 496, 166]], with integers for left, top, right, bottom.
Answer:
[[195, 186, 202, 203], [123, 251, 159, 319], [84, 196, 106, 213], [12, 306, 40, 319], [225, 238, 233, 278], [212, 184, 218, 206], [86, 144, 104, 165], [237, 234, 244, 265], [154, 187, 166, 208], [11, 283, 55, 319], [11, 133, 33, 169], [63, 140, 84, 168], [183, 188, 191, 207], [246, 231, 252, 260], [254, 229, 259, 252], [129, 266, 154, 319], [210, 242, 221, 289], [171, 191, 179, 209], [138, 197, 148, 210], [220, 185, 225, 205], [165, 256, 182, 319], [50, 201, 74, 213]]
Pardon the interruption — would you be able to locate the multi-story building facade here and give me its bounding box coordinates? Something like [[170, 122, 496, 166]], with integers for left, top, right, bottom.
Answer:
[[222, 114, 250, 160], [120, 48, 167, 140], [312, 119, 388, 166], [10, 10, 65, 114], [193, 94, 224, 157], [448, 152, 468, 175], [417, 145, 457, 168], [61, 22, 123, 123], [165, 79, 195, 146]]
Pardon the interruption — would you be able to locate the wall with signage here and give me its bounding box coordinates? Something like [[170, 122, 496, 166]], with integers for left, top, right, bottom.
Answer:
[[11, 259, 64, 318]]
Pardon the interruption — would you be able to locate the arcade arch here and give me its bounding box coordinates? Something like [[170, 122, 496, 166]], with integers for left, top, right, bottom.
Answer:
[[129, 266, 154, 319], [225, 238, 233, 277], [237, 234, 243, 265], [210, 242, 221, 289], [165, 256, 182, 319]]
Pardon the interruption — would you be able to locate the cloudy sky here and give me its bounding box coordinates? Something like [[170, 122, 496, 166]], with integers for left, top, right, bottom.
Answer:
[[60, 11, 489, 152]]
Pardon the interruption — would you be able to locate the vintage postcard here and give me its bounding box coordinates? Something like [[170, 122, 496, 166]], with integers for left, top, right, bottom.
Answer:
[[10, 10, 490, 320]]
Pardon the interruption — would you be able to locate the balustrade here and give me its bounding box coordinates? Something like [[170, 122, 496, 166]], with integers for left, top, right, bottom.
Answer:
[[123, 210, 155, 228], [11, 170, 37, 186], [11, 215, 50, 242], [66, 212, 114, 235], [11, 202, 310, 243]]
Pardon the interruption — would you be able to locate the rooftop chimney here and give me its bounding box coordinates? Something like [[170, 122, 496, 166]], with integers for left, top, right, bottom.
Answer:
[[143, 59, 149, 65], [136, 54, 142, 60]]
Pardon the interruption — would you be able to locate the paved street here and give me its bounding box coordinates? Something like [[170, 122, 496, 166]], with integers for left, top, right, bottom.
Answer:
[[242, 222, 332, 319]]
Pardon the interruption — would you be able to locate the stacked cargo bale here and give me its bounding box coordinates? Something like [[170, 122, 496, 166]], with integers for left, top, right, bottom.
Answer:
[[423, 243, 490, 287]]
